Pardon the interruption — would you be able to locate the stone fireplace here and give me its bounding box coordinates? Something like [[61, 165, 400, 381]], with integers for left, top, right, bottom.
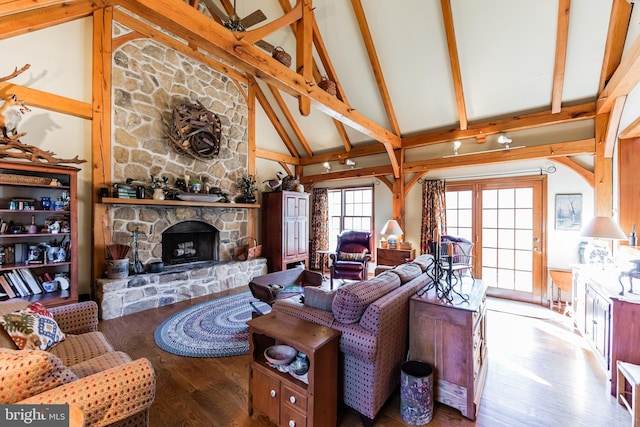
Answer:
[[94, 28, 267, 320]]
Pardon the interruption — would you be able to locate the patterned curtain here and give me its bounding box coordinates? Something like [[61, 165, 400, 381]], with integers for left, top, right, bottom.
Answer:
[[420, 180, 447, 254], [310, 188, 329, 270]]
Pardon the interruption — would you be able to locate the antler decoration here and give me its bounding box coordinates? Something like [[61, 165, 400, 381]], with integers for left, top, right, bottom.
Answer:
[[0, 64, 30, 82], [0, 64, 86, 165]]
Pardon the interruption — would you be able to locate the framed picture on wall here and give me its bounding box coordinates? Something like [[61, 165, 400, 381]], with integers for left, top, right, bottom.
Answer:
[[555, 194, 582, 230]]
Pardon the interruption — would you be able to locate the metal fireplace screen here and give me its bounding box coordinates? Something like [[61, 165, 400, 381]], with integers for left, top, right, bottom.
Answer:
[[162, 221, 219, 266]]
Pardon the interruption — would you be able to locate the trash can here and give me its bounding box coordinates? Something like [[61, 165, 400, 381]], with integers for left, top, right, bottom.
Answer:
[[400, 360, 433, 425]]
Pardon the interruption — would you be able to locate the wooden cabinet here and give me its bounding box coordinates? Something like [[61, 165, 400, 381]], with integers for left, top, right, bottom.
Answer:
[[376, 247, 415, 266], [0, 160, 78, 307], [409, 280, 488, 420], [261, 191, 309, 271], [572, 266, 640, 395], [248, 311, 340, 427]]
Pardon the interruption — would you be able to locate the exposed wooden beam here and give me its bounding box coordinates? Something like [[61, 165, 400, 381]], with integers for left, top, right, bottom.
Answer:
[[598, 33, 640, 114], [403, 103, 595, 149], [113, 10, 248, 84], [551, 156, 594, 187], [91, 5, 112, 299], [618, 115, 640, 139], [295, 0, 313, 116], [551, 0, 570, 114], [276, 0, 354, 150], [255, 147, 299, 165], [604, 95, 626, 157], [299, 143, 386, 166], [0, 0, 98, 40], [276, 0, 343, 103], [267, 85, 313, 157], [594, 114, 613, 216], [598, 0, 632, 94], [440, 0, 468, 130], [351, 0, 401, 136], [311, 18, 348, 103], [0, 0, 75, 16], [0, 82, 92, 119], [300, 164, 393, 186], [118, 0, 401, 149], [252, 77, 301, 158], [237, 1, 302, 45], [403, 139, 595, 173], [112, 29, 145, 50]]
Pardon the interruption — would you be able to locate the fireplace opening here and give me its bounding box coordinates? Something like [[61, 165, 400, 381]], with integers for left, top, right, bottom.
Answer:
[[162, 221, 219, 266]]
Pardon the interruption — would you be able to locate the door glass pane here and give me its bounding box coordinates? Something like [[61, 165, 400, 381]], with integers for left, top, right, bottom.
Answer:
[[515, 250, 532, 271], [497, 249, 514, 269], [483, 229, 497, 247], [515, 209, 533, 229], [482, 267, 497, 286], [498, 229, 514, 249], [483, 209, 497, 228], [498, 189, 514, 208], [516, 188, 533, 208], [459, 191, 473, 208], [483, 248, 497, 268], [515, 230, 532, 250], [498, 209, 515, 228], [484, 190, 497, 208]]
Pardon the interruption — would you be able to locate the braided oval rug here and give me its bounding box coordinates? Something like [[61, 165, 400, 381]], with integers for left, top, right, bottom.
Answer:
[[154, 291, 270, 358]]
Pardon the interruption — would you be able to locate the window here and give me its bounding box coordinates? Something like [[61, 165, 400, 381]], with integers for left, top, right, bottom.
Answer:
[[327, 186, 373, 251]]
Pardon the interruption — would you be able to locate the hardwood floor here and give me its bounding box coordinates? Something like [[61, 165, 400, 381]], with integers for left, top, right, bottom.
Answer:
[[99, 289, 631, 426]]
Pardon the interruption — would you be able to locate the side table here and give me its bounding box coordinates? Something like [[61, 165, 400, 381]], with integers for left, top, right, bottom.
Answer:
[[248, 311, 341, 427], [316, 250, 332, 280], [409, 280, 488, 420]]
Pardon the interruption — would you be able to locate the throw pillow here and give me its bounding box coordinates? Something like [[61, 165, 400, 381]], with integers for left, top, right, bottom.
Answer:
[[0, 302, 65, 351], [304, 287, 336, 312], [0, 348, 78, 403], [338, 251, 366, 262]]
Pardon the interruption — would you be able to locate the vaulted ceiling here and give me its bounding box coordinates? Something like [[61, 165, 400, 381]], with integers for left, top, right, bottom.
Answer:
[[2, 0, 640, 185]]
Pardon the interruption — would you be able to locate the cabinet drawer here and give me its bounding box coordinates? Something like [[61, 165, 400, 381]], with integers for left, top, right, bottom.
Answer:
[[281, 403, 306, 427], [282, 384, 307, 413], [473, 296, 486, 332]]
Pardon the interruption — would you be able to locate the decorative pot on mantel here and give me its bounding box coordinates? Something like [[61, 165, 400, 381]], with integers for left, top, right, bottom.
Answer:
[[235, 193, 256, 204], [153, 188, 165, 200]]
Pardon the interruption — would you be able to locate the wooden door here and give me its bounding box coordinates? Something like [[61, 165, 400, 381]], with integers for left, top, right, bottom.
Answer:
[[446, 176, 547, 304]]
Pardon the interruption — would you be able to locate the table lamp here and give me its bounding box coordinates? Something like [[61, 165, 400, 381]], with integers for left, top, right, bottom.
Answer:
[[381, 220, 403, 249], [580, 216, 627, 265]]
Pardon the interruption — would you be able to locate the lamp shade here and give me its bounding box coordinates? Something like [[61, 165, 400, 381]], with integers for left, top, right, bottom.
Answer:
[[381, 220, 403, 237], [580, 216, 627, 240]]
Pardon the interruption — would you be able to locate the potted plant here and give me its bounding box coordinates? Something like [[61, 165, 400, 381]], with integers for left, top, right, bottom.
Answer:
[[150, 176, 168, 200], [236, 175, 258, 203], [189, 177, 202, 193]]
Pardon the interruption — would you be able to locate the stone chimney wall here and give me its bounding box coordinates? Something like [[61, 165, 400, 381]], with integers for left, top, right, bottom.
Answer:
[[109, 33, 250, 264]]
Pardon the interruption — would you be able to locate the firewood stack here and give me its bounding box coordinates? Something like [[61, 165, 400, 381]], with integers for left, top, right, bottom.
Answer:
[[168, 101, 222, 159]]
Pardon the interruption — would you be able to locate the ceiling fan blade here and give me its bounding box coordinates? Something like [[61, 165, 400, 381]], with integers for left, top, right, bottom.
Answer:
[[254, 39, 275, 53], [241, 9, 266, 29], [201, 0, 229, 22]]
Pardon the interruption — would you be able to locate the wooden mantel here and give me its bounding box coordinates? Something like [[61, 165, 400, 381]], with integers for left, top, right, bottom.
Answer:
[[100, 198, 260, 209]]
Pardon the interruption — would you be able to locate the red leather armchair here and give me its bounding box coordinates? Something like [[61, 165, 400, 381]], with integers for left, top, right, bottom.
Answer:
[[329, 230, 372, 289]]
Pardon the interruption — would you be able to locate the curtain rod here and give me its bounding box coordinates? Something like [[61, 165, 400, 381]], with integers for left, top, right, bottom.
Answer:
[[417, 165, 557, 184]]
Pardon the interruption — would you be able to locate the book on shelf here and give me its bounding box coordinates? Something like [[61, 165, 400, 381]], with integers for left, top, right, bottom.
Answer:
[[18, 269, 42, 295], [5, 271, 29, 297], [0, 275, 16, 298]]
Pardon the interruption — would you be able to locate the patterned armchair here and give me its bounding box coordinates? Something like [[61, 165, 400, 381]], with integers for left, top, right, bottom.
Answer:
[[329, 230, 372, 289], [0, 300, 155, 426]]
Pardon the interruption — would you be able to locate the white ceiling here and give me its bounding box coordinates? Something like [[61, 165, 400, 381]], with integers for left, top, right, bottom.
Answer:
[[226, 0, 618, 158]]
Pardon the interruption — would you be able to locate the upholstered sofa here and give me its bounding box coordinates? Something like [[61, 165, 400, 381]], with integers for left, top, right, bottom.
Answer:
[[272, 254, 434, 425], [0, 299, 155, 427]]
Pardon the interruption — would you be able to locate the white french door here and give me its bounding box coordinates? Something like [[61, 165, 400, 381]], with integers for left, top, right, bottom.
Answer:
[[446, 176, 547, 304]]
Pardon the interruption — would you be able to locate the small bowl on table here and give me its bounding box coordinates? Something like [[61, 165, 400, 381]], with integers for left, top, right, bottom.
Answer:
[[264, 345, 297, 366]]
